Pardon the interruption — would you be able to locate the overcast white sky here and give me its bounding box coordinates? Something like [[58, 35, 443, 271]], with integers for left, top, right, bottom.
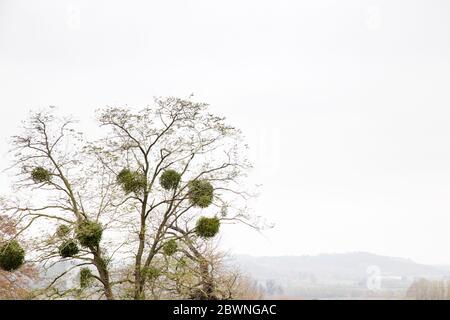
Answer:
[[1, 0, 450, 264]]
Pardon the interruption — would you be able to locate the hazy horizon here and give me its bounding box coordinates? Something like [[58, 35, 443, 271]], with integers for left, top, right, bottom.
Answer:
[[2, 0, 450, 265], [230, 251, 450, 267]]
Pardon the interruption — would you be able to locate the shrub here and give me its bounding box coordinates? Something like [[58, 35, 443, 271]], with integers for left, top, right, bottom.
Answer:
[[58, 240, 79, 258], [79, 268, 93, 288], [195, 216, 220, 238], [159, 170, 181, 190], [117, 168, 146, 194], [76, 221, 103, 248], [31, 167, 52, 183], [0, 240, 25, 271], [162, 239, 177, 256], [56, 225, 71, 238], [188, 180, 214, 208]]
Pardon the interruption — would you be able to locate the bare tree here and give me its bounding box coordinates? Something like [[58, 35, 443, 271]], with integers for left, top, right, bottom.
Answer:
[[3, 97, 257, 300], [4, 110, 118, 299], [118, 240, 264, 300]]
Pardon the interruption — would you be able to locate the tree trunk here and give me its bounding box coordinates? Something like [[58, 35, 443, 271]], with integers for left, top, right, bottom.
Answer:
[[93, 251, 114, 300], [198, 258, 216, 300]]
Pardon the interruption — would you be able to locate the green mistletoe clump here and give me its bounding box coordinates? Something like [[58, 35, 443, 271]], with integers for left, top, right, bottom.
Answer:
[[188, 180, 214, 208], [195, 216, 220, 238], [80, 267, 93, 288], [142, 266, 161, 281], [76, 221, 103, 248], [159, 169, 181, 190], [58, 239, 79, 258], [162, 239, 178, 256], [0, 240, 25, 272], [31, 167, 52, 183], [117, 168, 146, 194]]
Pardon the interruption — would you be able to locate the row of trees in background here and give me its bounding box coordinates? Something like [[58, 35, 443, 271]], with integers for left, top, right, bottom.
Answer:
[[406, 278, 450, 300], [0, 97, 261, 300]]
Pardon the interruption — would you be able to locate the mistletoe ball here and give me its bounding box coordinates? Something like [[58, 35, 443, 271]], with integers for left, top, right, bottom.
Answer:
[[58, 239, 80, 258], [76, 221, 103, 248], [160, 170, 181, 190], [117, 168, 146, 194], [195, 216, 220, 238], [188, 180, 214, 208], [162, 239, 178, 256], [0, 240, 25, 272], [31, 167, 52, 183]]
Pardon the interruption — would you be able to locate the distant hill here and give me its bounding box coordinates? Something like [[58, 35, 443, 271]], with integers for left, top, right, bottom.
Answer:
[[229, 252, 450, 299]]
